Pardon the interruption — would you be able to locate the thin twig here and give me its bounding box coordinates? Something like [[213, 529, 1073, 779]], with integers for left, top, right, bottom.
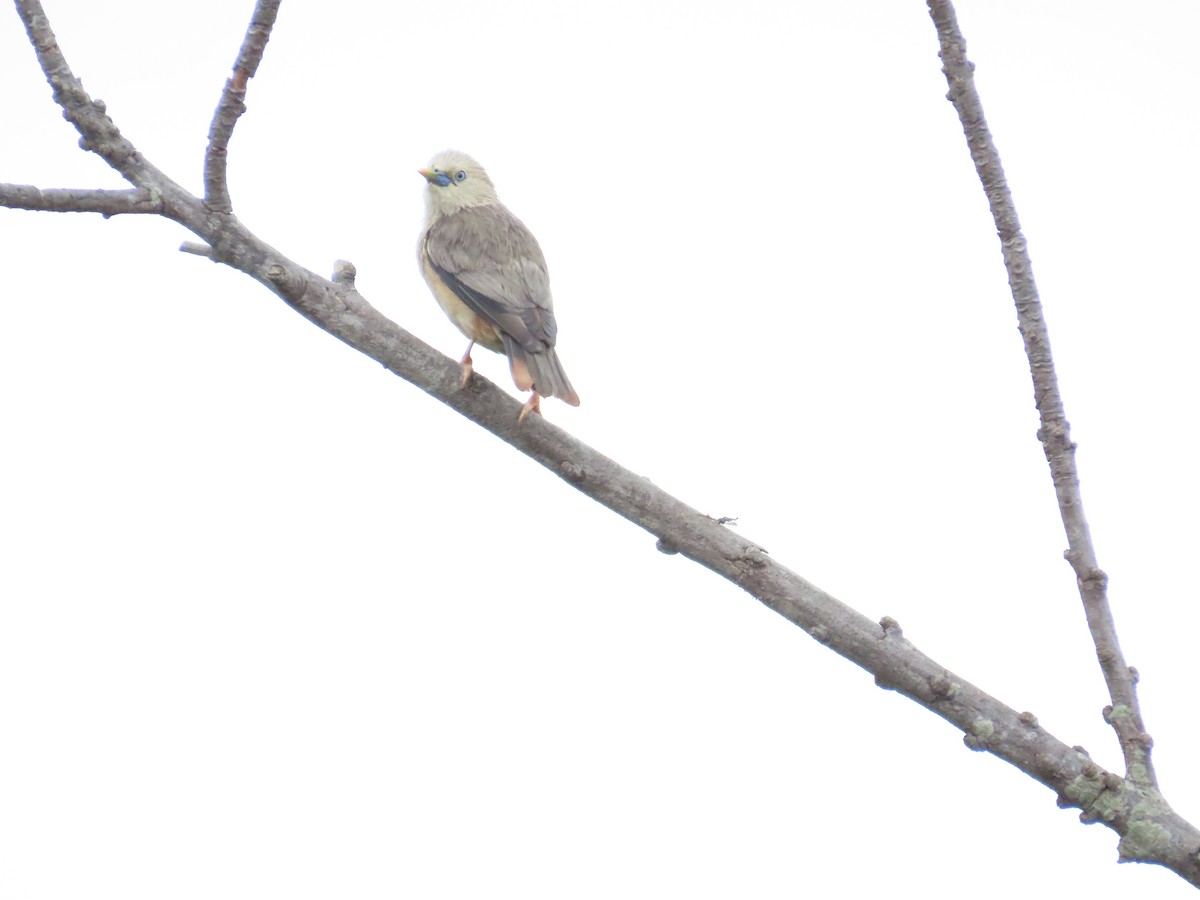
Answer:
[[0, 184, 161, 216], [203, 0, 281, 212], [179, 241, 214, 258], [926, 0, 1153, 786]]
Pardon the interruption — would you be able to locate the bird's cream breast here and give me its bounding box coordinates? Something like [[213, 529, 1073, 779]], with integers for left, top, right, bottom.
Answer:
[[420, 251, 504, 352]]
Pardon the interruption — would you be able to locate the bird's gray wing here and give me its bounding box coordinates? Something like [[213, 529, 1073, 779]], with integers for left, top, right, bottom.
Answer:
[[424, 204, 558, 353]]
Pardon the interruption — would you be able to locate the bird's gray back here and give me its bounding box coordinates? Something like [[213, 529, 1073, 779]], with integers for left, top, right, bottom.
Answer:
[[423, 203, 558, 351]]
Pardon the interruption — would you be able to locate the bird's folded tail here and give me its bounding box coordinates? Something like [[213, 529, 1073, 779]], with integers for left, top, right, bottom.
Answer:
[[503, 337, 580, 406]]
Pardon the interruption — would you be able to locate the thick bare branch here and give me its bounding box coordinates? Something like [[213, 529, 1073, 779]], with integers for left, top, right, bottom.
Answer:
[[203, 0, 281, 212], [0, 183, 161, 216], [926, 1, 1154, 787], [256, 253, 1199, 884]]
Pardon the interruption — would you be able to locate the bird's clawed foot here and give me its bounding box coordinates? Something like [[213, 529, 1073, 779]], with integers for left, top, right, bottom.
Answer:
[[517, 393, 542, 426], [458, 342, 475, 390]]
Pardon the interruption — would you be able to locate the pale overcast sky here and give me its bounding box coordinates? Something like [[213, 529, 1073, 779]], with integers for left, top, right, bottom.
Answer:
[[1, 1, 1198, 897]]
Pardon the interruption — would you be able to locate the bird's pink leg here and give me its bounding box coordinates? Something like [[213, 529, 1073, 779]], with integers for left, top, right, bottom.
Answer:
[[458, 342, 475, 389], [517, 393, 542, 425]]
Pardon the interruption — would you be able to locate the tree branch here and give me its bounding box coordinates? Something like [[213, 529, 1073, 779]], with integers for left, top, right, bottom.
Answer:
[[14, 0, 190, 216], [0, 183, 162, 216], [203, 0, 281, 212], [927, 0, 1154, 790], [5, 0, 1199, 886]]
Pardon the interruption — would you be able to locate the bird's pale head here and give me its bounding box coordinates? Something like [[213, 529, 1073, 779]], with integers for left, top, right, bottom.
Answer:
[[419, 150, 500, 220]]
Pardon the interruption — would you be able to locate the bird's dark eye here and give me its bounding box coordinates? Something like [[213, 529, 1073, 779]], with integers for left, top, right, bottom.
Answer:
[[454, 170, 468, 182]]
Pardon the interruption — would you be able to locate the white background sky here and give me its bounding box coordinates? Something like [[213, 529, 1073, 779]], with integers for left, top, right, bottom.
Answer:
[[1, 1, 1198, 897]]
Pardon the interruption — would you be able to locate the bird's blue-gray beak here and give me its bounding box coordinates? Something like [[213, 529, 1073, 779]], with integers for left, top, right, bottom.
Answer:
[[418, 167, 452, 187]]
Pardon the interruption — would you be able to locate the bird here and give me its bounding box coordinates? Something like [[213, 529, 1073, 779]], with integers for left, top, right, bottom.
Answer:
[[418, 150, 580, 424]]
